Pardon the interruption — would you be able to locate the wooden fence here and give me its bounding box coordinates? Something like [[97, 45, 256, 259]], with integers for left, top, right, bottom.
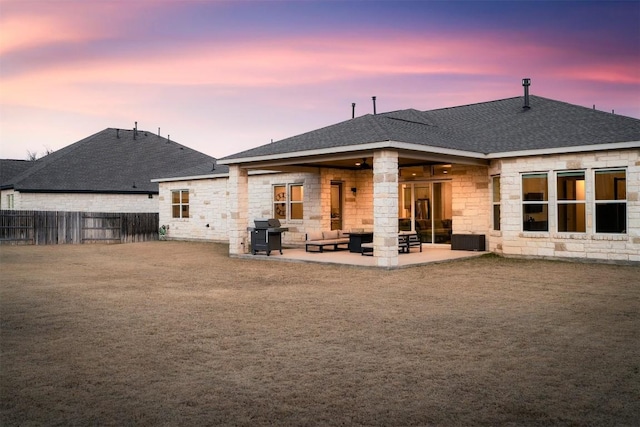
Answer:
[[0, 210, 159, 245]]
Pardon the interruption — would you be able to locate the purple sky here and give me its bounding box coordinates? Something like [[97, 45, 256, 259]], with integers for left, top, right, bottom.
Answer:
[[1, 0, 639, 160]]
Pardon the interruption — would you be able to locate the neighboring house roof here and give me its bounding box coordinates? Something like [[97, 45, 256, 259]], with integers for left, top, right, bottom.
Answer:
[[1, 128, 219, 193], [220, 95, 640, 163], [0, 159, 33, 186]]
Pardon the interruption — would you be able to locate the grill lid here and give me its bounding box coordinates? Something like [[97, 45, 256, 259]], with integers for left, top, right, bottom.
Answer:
[[254, 218, 281, 228]]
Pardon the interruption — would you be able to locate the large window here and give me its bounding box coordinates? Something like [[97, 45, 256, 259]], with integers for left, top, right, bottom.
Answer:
[[171, 190, 189, 218], [522, 173, 548, 231], [595, 169, 626, 233], [557, 171, 586, 232], [492, 176, 500, 231], [273, 184, 304, 220]]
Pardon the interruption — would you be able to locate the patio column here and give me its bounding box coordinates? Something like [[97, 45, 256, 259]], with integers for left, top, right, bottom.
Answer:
[[373, 150, 399, 268], [228, 165, 249, 255]]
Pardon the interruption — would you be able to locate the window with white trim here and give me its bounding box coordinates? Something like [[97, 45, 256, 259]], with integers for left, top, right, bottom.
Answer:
[[273, 184, 304, 221], [595, 169, 626, 233], [557, 171, 586, 232], [522, 173, 548, 231], [171, 190, 189, 218], [6, 194, 14, 209], [492, 176, 500, 231]]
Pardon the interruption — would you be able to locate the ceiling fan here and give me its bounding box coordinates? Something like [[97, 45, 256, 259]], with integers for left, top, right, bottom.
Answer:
[[355, 158, 372, 170]]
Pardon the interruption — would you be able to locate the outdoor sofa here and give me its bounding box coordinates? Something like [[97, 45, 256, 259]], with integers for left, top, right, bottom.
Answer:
[[305, 230, 350, 252]]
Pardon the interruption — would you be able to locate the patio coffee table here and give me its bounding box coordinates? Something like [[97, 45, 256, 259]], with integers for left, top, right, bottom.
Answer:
[[348, 231, 373, 253]]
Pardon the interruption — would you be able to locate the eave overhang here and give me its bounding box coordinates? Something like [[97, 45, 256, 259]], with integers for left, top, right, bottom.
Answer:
[[218, 141, 490, 170], [484, 140, 640, 159], [218, 139, 640, 171]]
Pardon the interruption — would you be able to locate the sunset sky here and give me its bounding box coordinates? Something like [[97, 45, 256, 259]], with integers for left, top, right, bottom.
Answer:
[[1, 0, 639, 160]]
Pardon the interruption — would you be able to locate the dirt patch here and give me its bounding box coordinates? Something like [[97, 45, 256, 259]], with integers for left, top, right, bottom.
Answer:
[[1, 241, 639, 425]]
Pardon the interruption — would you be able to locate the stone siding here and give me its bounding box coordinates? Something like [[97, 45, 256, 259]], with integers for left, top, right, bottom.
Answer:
[[159, 177, 229, 242], [451, 164, 491, 235], [159, 171, 324, 246], [492, 149, 639, 262]]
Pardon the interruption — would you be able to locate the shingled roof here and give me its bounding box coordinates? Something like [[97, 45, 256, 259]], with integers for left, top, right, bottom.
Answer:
[[1, 128, 222, 193], [0, 159, 33, 186], [221, 95, 640, 162]]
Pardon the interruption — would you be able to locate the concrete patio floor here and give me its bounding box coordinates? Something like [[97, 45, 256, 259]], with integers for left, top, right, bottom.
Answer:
[[238, 244, 487, 269]]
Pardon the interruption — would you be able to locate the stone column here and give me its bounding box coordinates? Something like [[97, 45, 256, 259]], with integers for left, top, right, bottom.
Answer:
[[373, 150, 399, 268], [227, 165, 249, 255]]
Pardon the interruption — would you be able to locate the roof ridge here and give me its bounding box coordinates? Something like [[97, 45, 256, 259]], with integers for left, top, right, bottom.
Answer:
[[425, 96, 522, 113]]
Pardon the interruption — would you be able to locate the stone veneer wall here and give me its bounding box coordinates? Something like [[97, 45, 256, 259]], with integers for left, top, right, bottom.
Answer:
[[450, 164, 491, 236], [490, 149, 639, 263], [159, 171, 323, 245], [4, 191, 158, 213], [159, 177, 230, 242], [320, 169, 374, 233]]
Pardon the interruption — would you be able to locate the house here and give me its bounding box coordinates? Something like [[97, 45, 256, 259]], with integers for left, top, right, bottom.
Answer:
[[154, 83, 640, 266], [1, 127, 219, 213], [0, 160, 33, 209]]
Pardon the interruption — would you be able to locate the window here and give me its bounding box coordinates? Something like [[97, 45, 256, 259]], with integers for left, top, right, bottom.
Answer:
[[273, 184, 304, 220], [290, 184, 304, 220], [557, 171, 586, 232], [492, 176, 500, 230], [6, 194, 14, 209], [273, 185, 287, 219], [171, 190, 189, 218], [595, 169, 626, 233], [522, 173, 548, 231]]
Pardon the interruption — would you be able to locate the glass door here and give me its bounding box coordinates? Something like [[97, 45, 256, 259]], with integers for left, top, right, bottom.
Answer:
[[330, 182, 343, 230], [398, 181, 452, 244]]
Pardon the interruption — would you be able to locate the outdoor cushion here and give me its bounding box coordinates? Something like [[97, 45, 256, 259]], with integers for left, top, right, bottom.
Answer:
[[323, 230, 339, 240], [306, 231, 324, 241]]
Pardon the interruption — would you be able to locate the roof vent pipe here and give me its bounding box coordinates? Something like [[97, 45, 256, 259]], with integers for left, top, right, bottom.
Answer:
[[372, 96, 377, 115], [116, 129, 120, 139], [522, 78, 531, 110], [352, 102, 356, 119]]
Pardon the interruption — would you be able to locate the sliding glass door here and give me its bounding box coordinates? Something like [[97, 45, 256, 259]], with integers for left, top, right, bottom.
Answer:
[[399, 181, 452, 244]]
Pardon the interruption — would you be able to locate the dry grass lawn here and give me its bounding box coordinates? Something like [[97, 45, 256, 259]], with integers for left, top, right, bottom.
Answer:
[[1, 241, 639, 426]]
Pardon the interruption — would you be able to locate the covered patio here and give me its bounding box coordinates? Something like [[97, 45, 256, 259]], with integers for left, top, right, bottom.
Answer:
[[237, 244, 487, 269], [219, 108, 493, 268]]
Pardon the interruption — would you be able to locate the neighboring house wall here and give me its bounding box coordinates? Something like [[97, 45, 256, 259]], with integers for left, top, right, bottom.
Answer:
[[1, 189, 16, 209], [0, 190, 158, 213], [492, 149, 639, 263]]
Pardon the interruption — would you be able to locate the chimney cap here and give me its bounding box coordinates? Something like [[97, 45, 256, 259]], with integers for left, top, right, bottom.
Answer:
[[522, 78, 531, 86]]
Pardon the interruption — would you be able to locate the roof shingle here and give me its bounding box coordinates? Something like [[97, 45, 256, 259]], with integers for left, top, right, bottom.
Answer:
[[2, 128, 224, 193]]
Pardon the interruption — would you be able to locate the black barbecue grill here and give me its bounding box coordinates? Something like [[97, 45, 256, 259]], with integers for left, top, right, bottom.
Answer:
[[247, 218, 289, 255]]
